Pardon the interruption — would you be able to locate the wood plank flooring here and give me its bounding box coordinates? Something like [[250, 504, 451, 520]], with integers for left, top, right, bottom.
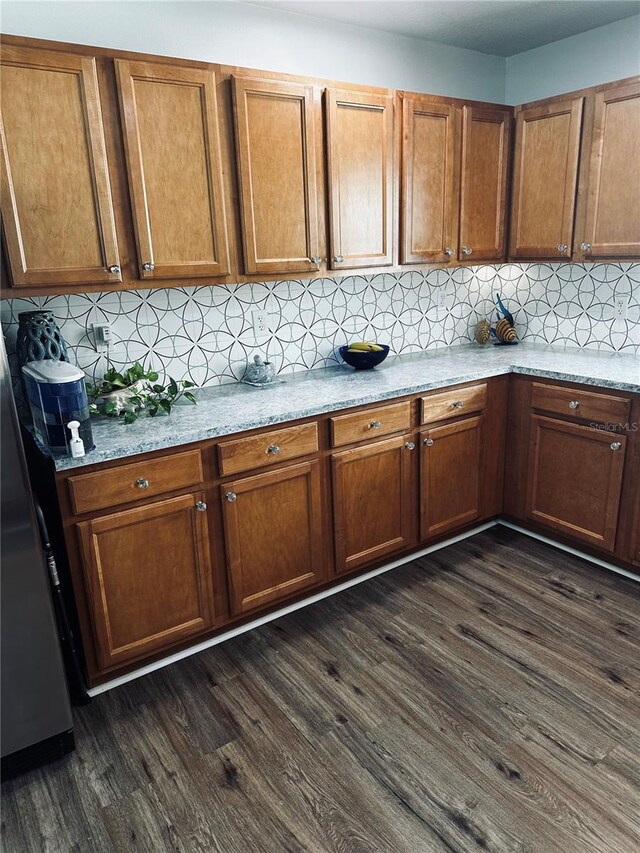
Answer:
[[2, 527, 639, 853]]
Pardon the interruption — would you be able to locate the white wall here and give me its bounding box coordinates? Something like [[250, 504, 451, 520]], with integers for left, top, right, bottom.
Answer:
[[1, 0, 506, 102], [506, 15, 640, 104]]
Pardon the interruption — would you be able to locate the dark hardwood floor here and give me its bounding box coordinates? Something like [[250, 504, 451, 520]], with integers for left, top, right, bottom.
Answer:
[[2, 527, 639, 853]]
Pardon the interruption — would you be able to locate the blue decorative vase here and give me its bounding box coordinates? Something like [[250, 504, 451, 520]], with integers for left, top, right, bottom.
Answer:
[[16, 311, 69, 367]]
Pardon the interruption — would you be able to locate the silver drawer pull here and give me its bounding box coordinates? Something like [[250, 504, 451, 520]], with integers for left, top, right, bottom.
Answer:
[[580, 242, 592, 254], [225, 492, 237, 502], [310, 256, 322, 264], [462, 247, 472, 256], [135, 478, 149, 489], [109, 264, 121, 275], [568, 400, 580, 410], [196, 501, 207, 512], [452, 400, 464, 409], [142, 262, 155, 272], [557, 243, 568, 254], [610, 441, 622, 451], [444, 247, 454, 257], [405, 441, 415, 451], [334, 255, 344, 264], [423, 438, 434, 447], [267, 444, 280, 455], [369, 420, 382, 429]]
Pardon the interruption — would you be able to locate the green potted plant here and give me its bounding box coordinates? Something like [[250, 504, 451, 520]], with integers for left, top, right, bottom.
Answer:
[[87, 362, 196, 425]]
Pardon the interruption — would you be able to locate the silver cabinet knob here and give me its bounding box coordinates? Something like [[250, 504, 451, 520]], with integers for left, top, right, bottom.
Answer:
[[405, 441, 415, 450], [580, 242, 592, 254], [369, 420, 382, 430], [568, 400, 580, 410], [452, 400, 464, 409], [196, 500, 207, 512], [557, 244, 568, 254], [610, 441, 622, 451], [135, 478, 149, 489], [267, 444, 280, 455], [423, 438, 434, 447], [225, 491, 237, 502], [444, 248, 454, 257], [142, 262, 155, 272], [333, 255, 344, 264], [310, 256, 322, 264], [462, 247, 472, 256], [109, 265, 121, 275]]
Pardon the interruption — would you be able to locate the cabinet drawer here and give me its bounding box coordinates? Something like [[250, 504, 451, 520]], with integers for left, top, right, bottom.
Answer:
[[67, 449, 204, 515], [330, 401, 411, 448], [421, 383, 487, 425], [531, 382, 630, 424], [218, 423, 318, 476]]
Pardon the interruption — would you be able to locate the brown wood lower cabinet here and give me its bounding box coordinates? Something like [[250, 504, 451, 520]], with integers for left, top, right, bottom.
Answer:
[[221, 460, 325, 614], [77, 492, 216, 669], [332, 434, 416, 574], [420, 416, 482, 539], [526, 415, 626, 552]]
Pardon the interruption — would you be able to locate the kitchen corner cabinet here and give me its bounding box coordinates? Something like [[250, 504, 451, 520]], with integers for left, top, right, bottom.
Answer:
[[510, 96, 583, 259], [77, 492, 216, 669], [576, 79, 640, 259], [0, 45, 121, 287], [326, 88, 395, 270], [221, 460, 325, 614], [115, 59, 230, 279], [232, 76, 321, 275], [400, 98, 511, 264]]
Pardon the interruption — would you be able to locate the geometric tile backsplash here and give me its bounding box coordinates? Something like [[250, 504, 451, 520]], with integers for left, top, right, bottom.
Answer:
[[2, 262, 639, 390]]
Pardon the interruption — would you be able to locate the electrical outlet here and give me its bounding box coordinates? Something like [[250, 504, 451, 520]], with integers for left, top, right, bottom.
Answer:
[[252, 309, 269, 340], [437, 290, 448, 317], [92, 323, 112, 351], [613, 296, 629, 321]]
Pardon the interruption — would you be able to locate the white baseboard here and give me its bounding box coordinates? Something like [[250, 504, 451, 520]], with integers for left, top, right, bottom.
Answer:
[[497, 520, 640, 583], [87, 521, 497, 697]]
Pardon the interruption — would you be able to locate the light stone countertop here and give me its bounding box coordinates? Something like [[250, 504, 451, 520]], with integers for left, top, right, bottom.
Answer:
[[50, 342, 640, 472]]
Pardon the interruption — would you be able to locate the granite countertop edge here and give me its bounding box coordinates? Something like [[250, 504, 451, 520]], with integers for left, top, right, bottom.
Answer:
[[48, 343, 640, 472]]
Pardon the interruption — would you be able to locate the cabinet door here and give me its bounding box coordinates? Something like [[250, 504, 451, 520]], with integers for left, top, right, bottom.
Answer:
[[326, 89, 394, 270], [0, 46, 120, 287], [510, 97, 583, 259], [526, 415, 626, 552], [221, 461, 325, 614], [400, 98, 458, 264], [332, 435, 416, 574], [232, 77, 320, 275], [421, 416, 482, 539], [578, 81, 640, 259], [459, 106, 511, 262], [115, 59, 229, 279], [77, 493, 215, 669]]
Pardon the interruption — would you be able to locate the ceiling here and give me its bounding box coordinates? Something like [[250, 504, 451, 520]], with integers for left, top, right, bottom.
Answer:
[[246, 0, 640, 56]]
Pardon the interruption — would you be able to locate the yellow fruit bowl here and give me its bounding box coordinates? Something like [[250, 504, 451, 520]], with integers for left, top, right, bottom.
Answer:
[[339, 344, 390, 370]]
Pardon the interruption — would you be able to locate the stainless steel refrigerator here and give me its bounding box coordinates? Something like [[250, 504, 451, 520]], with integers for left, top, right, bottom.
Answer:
[[1, 335, 74, 779]]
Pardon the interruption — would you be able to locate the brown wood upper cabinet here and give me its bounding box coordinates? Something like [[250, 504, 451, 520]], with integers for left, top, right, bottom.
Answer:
[[459, 106, 511, 261], [400, 98, 511, 264], [326, 88, 394, 270], [400, 98, 458, 264], [232, 76, 321, 275], [0, 45, 121, 287], [115, 59, 229, 279], [77, 492, 216, 669], [576, 79, 640, 259], [510, 96, 583, 259]]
